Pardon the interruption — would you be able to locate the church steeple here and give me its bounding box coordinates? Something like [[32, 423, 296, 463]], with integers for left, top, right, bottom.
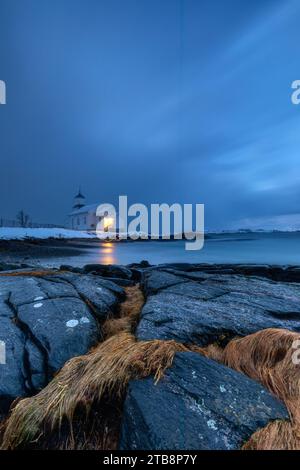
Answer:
[[73, 188, 85, 209]]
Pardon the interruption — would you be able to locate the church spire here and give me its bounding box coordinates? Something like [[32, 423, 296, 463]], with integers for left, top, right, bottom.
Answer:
[[73, 187, 85, 209]]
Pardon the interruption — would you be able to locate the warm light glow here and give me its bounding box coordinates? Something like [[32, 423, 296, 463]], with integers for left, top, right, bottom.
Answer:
[[103, 217, 114, 229], [99, 242, 116, 264]]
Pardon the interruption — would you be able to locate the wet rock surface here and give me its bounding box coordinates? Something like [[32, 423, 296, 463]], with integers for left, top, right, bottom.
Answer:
[[0, 270, 124, 410], [120, 352, 288, 450], [1, 261, 300, 450], [137, 267, 300, 345]]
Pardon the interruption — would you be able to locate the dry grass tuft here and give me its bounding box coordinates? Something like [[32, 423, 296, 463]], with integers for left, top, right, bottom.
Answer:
[[204, 328, 300, 450], [102, 285, 144, 338], [1, 330, 188, 449], [221, 328, 300, 425], [242, 420, 300, 450], [190, 342, 225, 363]]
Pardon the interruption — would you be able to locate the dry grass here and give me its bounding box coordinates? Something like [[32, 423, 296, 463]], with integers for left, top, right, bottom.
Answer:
[[242, 420, 300, 450], [102, 285, 144, 338], [1, 311, 189, 449], [221, 328, 300, 424], [4, 279, 300, 451], [204, 328, 300, 450], [189, 342, 225, 363]]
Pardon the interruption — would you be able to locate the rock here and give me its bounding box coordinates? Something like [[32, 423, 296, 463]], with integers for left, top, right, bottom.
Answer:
[[127, 260, 151, 269], [83, 264, 132, 279], [60, 265, 84, 274], [0, 262, 24, 272], [46, 273, 125, 320], [25, 339, 46, 391], [156, 263, 300, 283], [119, 352, 288, 450], [16, 297, 99, 376], [105, 277, 136, 287], [141, 270, 187, 296], [0, 302, 27, 412], [0, 271, 124, 407], [138, 271, 300, 345]]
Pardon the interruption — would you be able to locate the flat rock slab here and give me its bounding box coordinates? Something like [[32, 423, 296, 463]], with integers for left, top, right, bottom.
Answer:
[[83, 264, 133, 279], [138, 270, 300, 344], [17, 297, 98, 376], [119, 352, 288, 450], [0, 315, 26, 413], [0, 271, 124, 410]]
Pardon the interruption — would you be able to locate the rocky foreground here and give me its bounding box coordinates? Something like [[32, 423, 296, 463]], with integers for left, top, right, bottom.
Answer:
[[1, 262, 300, 449]]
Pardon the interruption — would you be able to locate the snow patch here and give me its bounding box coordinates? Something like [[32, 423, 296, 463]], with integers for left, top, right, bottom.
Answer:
[[33, 303, 43, 309], [80, 316, 90, 324], [34, 296, 44, 301], [0, 227, 97, 240]]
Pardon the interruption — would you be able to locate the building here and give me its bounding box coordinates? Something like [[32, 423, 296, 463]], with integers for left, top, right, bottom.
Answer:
[[68, 190, 122, 232]]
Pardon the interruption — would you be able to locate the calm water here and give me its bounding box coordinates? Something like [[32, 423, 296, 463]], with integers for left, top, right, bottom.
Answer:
[[41, 232, 300, 267]]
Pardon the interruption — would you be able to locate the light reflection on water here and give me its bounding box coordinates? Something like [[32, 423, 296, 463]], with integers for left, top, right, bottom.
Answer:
[[99, 242, 117, 264]]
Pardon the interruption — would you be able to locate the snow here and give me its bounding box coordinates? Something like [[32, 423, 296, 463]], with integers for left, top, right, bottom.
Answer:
[[0, 227, 150, 240], [0, 227, 97, 240]]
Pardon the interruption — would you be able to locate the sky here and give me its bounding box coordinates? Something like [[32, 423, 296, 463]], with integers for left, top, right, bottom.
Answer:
[[0, 0, 299, 230]]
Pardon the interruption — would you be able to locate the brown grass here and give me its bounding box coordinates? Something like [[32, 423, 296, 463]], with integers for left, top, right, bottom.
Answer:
[[102, 285, 144, 338], [189, 342, 225, 363], [205, 328, 300, 450], [242, 420, 300, 450], [1, 313, 189, 449], [4, 279, 300, 451], [221, 328, 300, 424]]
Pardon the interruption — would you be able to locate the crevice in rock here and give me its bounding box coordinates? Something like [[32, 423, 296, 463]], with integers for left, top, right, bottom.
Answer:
[[50, 274, 120, 327], [266, 311, 300, 321], [5, 294, 50, 393], [0, 285, 204, 450]]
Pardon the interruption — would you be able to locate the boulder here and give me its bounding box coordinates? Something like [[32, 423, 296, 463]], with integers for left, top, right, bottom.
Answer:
[[141, 270, 187, 296], [0, 316, 27, 413], [119, 352, 288, 450], [137, 271, 300, 345], [83, 264, 132, 279], [49, 273, 125, 320], [0, 272, 124, 408], [17, 297, 98, 376]]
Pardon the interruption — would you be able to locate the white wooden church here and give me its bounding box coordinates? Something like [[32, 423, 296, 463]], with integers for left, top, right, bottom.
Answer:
[[68, 190, 120, 232]]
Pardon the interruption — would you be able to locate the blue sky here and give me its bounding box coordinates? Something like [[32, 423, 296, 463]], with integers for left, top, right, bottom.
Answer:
[[0, 0, 299, 229]]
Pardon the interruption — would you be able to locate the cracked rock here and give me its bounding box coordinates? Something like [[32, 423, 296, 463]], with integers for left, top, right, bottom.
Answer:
[[0, 272, 124, 409], [119, 352, 288, 450], [137, 270, 300, 345]]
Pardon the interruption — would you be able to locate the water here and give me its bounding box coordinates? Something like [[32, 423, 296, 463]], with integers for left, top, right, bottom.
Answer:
[[41, 232, 300, 267]]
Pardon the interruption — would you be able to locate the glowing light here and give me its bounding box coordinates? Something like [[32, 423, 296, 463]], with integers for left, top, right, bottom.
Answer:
[[103, 217, 114, 230]]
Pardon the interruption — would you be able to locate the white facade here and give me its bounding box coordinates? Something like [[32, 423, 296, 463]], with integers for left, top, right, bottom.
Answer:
[[69, 204, 99, 231], [68, 192, 123, 232]]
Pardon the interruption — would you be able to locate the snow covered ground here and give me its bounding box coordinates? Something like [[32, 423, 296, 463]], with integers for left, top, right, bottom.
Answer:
[[0, 227, 149, 240], [0, 227, 97, 240]]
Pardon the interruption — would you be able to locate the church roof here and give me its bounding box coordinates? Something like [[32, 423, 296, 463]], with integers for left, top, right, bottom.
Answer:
[[69, 203, 98, 216], [75, 189, 85, 199]]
